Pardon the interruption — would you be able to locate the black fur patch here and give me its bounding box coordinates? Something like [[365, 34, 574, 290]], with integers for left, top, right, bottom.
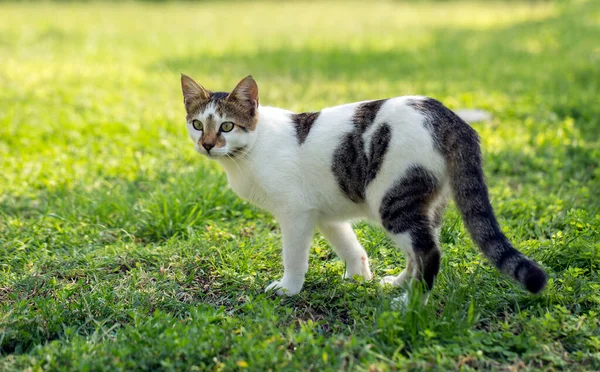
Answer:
[[422, 250, 441, 290], [331, 99, 388, 203], [353, 99, 386, 131], [495, 245, 519, 270], [366, 124, 392, 186], [292, 111, 320, 145], [380, 165, 439, 235], [331, 132, 369, 202], [380, 165, 442, 290], [210, 91, 229, 101]]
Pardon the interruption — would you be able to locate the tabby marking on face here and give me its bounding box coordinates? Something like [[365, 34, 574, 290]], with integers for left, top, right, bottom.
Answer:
[[181, 74, 258, 158]]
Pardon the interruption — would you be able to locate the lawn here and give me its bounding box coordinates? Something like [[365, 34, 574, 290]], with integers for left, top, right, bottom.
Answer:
[[1, 0, 599, 370]]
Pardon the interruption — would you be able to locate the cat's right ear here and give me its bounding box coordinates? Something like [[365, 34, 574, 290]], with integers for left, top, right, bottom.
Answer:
[[227, 75, 259, 108], [181, 74, 210, 109]]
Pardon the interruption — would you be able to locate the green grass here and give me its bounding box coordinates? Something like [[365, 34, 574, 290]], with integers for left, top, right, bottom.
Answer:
[[1, 0, 599, 370]]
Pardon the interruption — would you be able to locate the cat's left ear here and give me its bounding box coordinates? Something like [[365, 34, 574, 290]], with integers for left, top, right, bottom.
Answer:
[[227, 75, 259, 108]]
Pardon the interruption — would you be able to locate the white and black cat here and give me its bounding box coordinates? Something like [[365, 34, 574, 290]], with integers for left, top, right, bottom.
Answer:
[[180, 74, 547, 299]]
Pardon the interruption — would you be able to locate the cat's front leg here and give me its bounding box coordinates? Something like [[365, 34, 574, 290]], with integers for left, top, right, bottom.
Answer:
[[317, 221, 372, 280], [265, 212, 316, 296]]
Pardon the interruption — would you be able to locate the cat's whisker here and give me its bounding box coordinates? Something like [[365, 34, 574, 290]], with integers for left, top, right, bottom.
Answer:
[[228, 151, 251, 173], [227, 148, 251, 167], [239, 153, 252, 167], [234, 153, 251, 167], [225, 153, 244, 173]]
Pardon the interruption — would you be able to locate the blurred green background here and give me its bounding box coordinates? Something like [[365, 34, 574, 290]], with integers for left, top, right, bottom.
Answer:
[[1, 0, 599, 370]]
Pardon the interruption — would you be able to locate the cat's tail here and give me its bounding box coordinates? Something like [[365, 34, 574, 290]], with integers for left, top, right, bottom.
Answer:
[[422, 100, 547, 293]]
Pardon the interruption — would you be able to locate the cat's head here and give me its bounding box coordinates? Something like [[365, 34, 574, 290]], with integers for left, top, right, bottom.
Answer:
[[181, 74, 259, 158]]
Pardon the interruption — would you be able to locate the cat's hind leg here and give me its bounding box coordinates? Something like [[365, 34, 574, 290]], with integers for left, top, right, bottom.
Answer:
[[377, 166, 443, 301], [317, 221, 373, 280], [380, 247, 414, 288]]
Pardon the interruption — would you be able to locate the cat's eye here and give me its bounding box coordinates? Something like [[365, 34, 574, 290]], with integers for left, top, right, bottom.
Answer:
[[220, 121, 235, 133], [191, 120, 203, 131]]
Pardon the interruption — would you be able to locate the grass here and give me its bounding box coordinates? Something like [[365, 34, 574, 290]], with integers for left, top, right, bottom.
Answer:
[[1, 0, 599, 370]]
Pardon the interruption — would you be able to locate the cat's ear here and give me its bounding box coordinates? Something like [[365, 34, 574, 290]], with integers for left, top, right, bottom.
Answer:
[[227, 75, 259, 107], [181, 74, 210, 107]]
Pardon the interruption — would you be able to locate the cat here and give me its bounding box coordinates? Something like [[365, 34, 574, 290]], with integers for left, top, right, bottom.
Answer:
[[180, 74, 547, 299]]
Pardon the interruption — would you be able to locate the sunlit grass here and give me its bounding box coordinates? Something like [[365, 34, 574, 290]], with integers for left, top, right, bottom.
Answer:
[[1, 0, 599, 370]]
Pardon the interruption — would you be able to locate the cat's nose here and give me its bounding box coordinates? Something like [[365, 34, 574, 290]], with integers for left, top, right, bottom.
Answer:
[[202, 143, 215, 152]]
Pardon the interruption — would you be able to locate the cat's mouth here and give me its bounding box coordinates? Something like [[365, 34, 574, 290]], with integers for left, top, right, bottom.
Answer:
[[200, 146, 247, 159]]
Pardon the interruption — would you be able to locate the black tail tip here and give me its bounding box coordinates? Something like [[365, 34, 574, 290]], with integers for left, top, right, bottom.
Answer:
[[524, 265, 548, 294]]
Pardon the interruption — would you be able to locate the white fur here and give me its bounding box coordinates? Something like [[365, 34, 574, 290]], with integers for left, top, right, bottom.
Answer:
[[380, 232, 414, 288], [187, 98, 448, 296]]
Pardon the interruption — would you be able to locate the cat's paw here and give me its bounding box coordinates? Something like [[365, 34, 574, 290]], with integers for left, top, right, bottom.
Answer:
[[390, 293, 409, 310], [380, 275, 399, 286], [344, 256, 373, 281], [265, 279, 302, 296], [379, 270, 410, 287], [390, 292, 430, 310]]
